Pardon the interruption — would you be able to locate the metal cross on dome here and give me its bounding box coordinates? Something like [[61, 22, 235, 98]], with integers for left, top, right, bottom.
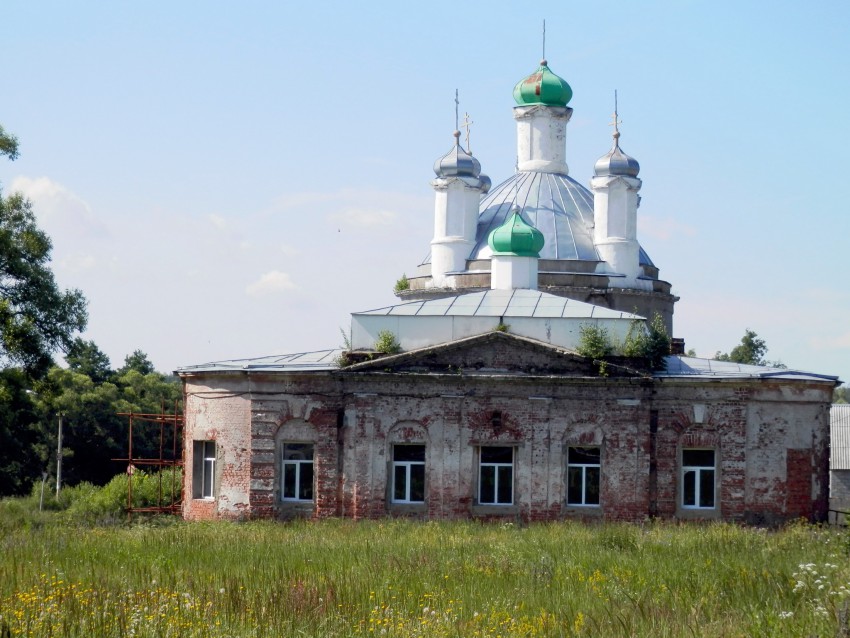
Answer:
[[461, 112, 473, 153], [609, 90, 622, 139]]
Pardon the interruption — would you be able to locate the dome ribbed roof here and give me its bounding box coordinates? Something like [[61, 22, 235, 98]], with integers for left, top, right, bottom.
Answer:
[[433, 131, 481, 178], [421, 171, 654, 266], [488, 210, 545, 257], [513, 60, 573, 107]]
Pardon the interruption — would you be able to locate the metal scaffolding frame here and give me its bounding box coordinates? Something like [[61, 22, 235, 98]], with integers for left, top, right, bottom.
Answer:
[[113, 403, 183, 518]]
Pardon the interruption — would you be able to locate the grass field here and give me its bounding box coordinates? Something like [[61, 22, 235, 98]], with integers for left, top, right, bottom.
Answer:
[[0, 512, 848, 637]]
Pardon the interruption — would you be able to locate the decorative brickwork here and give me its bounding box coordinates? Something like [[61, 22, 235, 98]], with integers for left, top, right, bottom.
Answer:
[[180, 339, 833, 524]]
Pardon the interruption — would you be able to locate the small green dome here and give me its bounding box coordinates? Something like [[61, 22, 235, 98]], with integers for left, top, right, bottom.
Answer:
[[488, 210, 545, 257], [513, 59, 573, 107]]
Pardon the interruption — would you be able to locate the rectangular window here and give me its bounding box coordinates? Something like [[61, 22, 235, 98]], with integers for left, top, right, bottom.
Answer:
[[392, 445, 425, 503], [192, 440, 216, 499], [567, 446, 601, 506], [681, 449, 715, 509], [281, 443, 314, 502], [478, 446, 514, 505]]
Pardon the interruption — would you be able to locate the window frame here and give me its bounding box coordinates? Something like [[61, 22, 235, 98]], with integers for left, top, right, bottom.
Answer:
[[391, 444, 426, 504], [680, 448, 716, 510], [477, 446, 514, 506], [566, 446, 601, 507], [192, 440, 216, 500], [280, 442, 315, 503]]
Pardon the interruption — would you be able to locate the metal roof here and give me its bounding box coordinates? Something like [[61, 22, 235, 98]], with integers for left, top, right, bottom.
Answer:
[[832, 404, 850, 470], [421, 170, 654, 266], [176, 345, 838, 385], [354, 289, 643, 320], [177, 349, 342, 374], [659, 356, 839, 383]]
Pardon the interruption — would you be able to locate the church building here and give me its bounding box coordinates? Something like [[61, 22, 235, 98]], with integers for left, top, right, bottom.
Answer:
[[177, 58, 837, 524]]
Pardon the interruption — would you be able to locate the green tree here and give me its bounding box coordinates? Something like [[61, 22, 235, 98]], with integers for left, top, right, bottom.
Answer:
[[32, 367, 124, 487], [118, 349, 155, 376], [835, 385, 850, 404], [0, 127, 87, 376], [621, 313, 671, 371], [0, 368, 40, 494], [28, 356, 181, 489], [715, 329, 768, 366], [65, 338, 113, 384], [0, 124, 19, 161]]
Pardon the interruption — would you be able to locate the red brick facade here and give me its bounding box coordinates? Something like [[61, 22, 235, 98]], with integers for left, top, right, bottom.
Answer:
[[180, 336, 832, 524]]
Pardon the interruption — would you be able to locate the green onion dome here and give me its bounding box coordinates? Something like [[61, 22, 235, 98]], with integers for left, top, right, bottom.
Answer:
[[512, 59, 572, 107], [488, 209, 545, 257]]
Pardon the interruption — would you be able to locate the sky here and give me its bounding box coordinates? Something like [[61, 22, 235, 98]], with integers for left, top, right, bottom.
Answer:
[[1, 1, 848, 384]]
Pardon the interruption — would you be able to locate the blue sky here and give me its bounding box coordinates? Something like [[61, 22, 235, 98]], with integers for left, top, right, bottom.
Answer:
[[1, 1, 848, 383]]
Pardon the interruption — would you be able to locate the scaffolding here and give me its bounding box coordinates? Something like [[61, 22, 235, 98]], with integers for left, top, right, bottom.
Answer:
[[113, 403, 184, 518]]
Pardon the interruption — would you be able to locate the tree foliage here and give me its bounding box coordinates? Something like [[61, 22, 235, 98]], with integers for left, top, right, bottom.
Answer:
[[715, 329, 768, 366], [622, 313, 670, 371], [835, 385, 850, 404], [0, 131, 88, 376], [118, 349, 156, 376], [0, 124, 18, 161], [66, 338, 113, 384], [0, 348, 181, 496]]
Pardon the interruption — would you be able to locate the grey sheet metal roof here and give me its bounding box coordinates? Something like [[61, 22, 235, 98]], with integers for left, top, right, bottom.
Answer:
[[355, 288, 643, 319], [832, 404, 850, 470], [659, 356, 839, 383], [177, 349, 342, 374], [422, 171, 654, 266]]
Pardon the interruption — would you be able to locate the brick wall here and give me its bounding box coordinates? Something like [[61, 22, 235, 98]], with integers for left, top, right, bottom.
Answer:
[[180, 368, 833, 524]]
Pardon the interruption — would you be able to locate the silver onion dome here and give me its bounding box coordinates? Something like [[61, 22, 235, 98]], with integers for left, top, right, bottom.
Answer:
[[593, 133, 640, 178], [433, 131, 481, 178]]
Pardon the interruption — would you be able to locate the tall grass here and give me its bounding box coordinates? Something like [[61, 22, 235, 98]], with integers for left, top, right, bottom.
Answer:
[[0, 469, 181, 531], [0, 516, 847, 637]]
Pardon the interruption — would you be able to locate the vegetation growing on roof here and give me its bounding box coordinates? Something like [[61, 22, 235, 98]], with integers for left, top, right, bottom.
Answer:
[[622, 313, 671, 372], [374, 330, 402, 355], [577, 324, 614, 376], [393, 274, 409, 294], [579, 313, 671, 376]]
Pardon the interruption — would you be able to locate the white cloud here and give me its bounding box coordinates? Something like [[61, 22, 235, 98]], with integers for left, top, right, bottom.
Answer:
[[10, 175, 107, 238], [59, 253, 97, 273], [638, 215, 697, 241], [810, 331, 850, 351], [245, 270, 297, 296], [208, 213, 228, 230], [328, 207, 397, 228]]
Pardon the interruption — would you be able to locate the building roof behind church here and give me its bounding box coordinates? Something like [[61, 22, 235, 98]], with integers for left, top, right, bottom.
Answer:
[[355, 289, 642, 319]]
